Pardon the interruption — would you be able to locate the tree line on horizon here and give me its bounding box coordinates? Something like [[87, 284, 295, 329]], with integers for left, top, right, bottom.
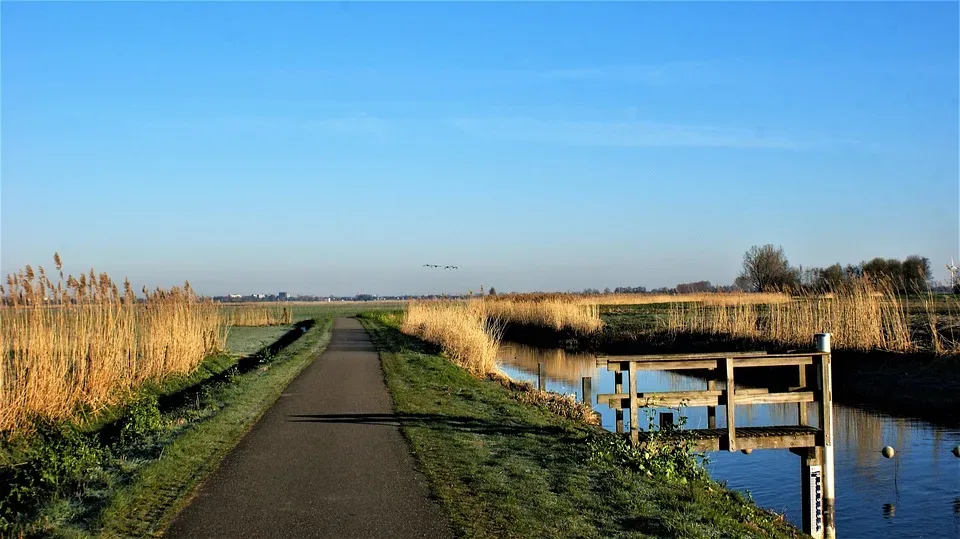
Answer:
[[587, 244, 952, 296]]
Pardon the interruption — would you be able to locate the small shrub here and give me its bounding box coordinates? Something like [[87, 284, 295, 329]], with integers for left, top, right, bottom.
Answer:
[[117, 394, 165, 447]]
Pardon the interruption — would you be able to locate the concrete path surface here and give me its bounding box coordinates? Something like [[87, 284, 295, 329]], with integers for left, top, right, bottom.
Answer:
[[165, 318, 452, 539]]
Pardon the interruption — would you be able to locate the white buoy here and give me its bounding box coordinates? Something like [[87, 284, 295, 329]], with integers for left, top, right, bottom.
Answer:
[[881, 446, 896, 459], [952, 445, 960, 458]]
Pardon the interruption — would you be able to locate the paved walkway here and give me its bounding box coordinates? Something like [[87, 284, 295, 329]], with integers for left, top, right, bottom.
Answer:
[[165, 318, 452, 538]]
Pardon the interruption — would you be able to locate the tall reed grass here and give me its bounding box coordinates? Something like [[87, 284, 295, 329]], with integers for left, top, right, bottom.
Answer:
[[484, 298, 603, 334], [226, 304, 293, 326], [663, 279, 914, 351], [494, 291, 791, 306], [587, 292, 792, 306], [480, 292, 791, 335], [0, 255, 225, 433], [401, 299, 503, 374]]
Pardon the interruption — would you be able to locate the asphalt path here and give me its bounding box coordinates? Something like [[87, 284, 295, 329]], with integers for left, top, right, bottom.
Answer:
[[164, 318, 452, 538]]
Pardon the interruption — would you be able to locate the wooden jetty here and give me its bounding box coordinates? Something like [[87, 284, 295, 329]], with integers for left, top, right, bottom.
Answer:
[[593, 334, 836, 539]]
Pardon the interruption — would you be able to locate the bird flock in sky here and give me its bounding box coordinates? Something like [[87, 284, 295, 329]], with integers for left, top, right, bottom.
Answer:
[[423, 264, 458, 270]]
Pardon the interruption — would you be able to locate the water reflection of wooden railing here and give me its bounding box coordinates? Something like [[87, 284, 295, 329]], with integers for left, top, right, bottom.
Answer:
[[497, 343, 597, 385], [596, 341, 836, 539]]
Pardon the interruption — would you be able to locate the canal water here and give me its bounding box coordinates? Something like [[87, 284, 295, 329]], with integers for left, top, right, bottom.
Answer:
[[497, 341, 960, 538]]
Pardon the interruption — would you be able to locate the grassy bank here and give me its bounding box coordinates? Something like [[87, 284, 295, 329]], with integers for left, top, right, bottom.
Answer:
[[0, 318, 332, 537], [359, 315, 801, 539]]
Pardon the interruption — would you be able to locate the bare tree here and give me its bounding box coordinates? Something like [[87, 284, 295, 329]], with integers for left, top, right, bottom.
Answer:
[[738, 244, 799, 292]]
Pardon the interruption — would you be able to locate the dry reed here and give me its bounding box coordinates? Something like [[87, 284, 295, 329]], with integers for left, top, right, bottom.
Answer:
[[226, 304, 293, 326], [484, 298, 603, 334], [586, 292, 791, 306], [493, 291, 790, 307], [0, 255, 225, 433], [662, 279, 914, 352], [401, 299, 503, 374]]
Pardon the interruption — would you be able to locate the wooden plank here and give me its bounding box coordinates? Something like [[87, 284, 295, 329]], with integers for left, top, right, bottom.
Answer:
[[733, 356, 814, 368], [724, 357, 736, 452], [734, 391, 815, 405], [634, 426, 819, 453], [596, 351, 768, 361], [598, 390, 723, 403], [599, 390, 813, 410], [605, 395, 720, 409], [608, 359, 719, 371], [581, 376, 592, 404]]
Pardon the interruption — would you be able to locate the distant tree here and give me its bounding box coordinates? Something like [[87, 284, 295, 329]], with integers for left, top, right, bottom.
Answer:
[[844, 264, 863, 281], [738, 244, 800, 292], [582, 288, 601, 295], [355, 294, 376, 301], [488, 287, 497, 296], [901, 255, 932, 292], [603, 287, 611, 294], [805, 263, 846, 292], [676, 281, 713, 294], [614, 286, 647, 294], [862, 258, 902, 286], [733, 276, 752, 292]]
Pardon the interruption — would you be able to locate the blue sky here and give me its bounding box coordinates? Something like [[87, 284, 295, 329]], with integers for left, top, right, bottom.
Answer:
[[2, 2, 958, 296]]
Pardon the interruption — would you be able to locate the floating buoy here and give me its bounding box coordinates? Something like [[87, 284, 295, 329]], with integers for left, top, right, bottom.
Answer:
[[881, 446, 896, 459], [741, 448, 753, 455], [952, 445, 960, 458]]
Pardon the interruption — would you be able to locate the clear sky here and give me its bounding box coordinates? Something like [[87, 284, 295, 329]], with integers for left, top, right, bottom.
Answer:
[[2, 2, 958, 296]]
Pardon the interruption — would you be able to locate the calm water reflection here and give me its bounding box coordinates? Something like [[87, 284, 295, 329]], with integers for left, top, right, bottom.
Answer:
[[497, 341, 960, 537]]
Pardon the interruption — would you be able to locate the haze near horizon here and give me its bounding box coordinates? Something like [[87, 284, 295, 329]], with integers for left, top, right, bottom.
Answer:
[[2, 2, 958, 297]]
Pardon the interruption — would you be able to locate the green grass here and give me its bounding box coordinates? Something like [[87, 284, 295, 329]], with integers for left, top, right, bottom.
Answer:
[[290, 301, 406, 322], [225, 325, 295, 356], [359, 316, 802, 539], [1, 318, 333, 538]]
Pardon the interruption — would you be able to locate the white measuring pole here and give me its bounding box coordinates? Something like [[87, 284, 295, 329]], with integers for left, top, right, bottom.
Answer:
[[815, 333, 835, 539]]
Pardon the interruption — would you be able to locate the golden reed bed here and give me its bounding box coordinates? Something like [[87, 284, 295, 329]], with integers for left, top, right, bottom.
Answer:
[[0, 255, 225, 433], [224, 305, 293, 326]]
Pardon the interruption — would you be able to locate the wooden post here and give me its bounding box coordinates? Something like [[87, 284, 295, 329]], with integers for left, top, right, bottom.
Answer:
[[798, 364, 808, 426], [538, 362, 546, 391], [815, 334, 835, 539], [629, 361, 639, 446], [794, 446, 825, 539], [581, 376, 592, 405], [660, 412, 674, 430], [707, 378, 717, 429], [723, 357, 736, 451], [614, 371, 624, 433]]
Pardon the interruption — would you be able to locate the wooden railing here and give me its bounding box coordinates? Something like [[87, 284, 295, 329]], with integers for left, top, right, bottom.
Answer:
[[594, 338, 835, 539]]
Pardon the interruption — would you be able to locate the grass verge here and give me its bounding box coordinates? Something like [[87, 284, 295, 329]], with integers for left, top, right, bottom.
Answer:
[[359, 315, 801, 539], [1, 318, 333, 538]]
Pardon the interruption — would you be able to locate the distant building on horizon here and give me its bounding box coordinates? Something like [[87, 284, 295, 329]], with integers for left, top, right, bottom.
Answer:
[[278, 292, 288, 300]]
